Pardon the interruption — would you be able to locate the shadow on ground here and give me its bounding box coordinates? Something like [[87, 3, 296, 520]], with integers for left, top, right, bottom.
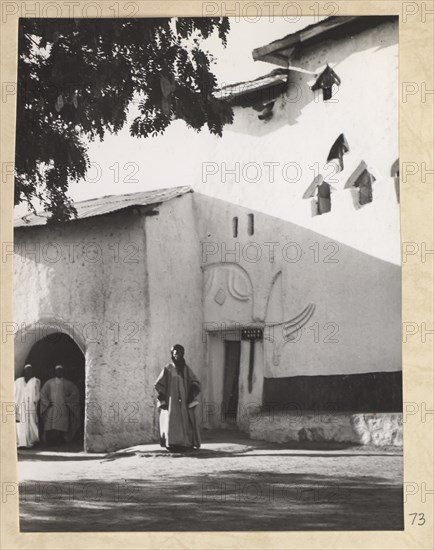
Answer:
[[19, 470, 404, 532]]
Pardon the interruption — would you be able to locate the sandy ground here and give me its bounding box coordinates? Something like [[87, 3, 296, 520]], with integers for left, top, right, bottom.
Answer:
[[17, 430, 403, 532]]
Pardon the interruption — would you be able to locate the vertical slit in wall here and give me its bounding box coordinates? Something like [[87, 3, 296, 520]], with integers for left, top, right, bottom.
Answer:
[[247, 213, 254, 236], [232, 216, 238, 238]]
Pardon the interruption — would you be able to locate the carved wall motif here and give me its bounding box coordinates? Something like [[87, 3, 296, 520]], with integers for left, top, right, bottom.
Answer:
[[204, 265, 315, 366], [227, 268, 251, 301], [203, 263, 253, 324], [214, 287, 226, 305], [265, 304, 316, 366], [204, 268, 216, 295]]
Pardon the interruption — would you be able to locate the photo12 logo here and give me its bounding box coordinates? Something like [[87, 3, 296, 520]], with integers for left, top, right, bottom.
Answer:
[[202, 2, 339, 22], [1, 2, 140, 23], [201, 240, 340, 264]]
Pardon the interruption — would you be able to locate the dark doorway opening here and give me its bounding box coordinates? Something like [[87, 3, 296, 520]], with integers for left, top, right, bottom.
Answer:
[[24, 333, 85, 449], [222, 340, 241, 422]]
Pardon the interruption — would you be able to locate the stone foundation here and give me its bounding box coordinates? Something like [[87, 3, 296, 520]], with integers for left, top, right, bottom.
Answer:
[[248, 411, 403, 447]]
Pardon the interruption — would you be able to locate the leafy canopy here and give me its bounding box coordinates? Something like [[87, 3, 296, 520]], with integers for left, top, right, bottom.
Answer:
[[15, 18, 233, 221]]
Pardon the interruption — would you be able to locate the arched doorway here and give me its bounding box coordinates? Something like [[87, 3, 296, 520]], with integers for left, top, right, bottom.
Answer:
[[24, 333, 85, 449]]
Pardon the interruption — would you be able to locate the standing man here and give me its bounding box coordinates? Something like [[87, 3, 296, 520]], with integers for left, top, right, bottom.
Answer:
[[40, 365, 81, 445], [15, 364, 40, 448], [155, 344, 201, 451]]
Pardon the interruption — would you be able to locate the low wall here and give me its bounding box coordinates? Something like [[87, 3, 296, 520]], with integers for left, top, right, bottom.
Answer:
[[248, 411, 403, 447]]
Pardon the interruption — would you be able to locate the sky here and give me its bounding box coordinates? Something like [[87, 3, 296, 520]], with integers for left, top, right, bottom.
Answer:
[[63, 17, 321, 204]]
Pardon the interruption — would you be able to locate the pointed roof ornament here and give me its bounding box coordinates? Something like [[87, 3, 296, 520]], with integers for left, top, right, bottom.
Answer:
[[327, 133, 350, 170], [303, 174, 323, 199], [311, 64, 341, 100]]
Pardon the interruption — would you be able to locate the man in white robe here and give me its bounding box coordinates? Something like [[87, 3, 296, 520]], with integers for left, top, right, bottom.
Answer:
[[15, 364, 40, 448], [40, 365, 81, 445]]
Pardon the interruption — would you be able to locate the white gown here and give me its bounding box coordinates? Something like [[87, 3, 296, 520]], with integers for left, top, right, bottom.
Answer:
[[15, 376, 40, 447]]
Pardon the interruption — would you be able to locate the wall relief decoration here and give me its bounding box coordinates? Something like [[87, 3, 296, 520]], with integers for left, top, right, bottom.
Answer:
[[265, 303, 316, 366]]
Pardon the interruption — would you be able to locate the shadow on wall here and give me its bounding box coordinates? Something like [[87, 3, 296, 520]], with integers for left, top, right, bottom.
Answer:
[[229, 72, 317, 137]]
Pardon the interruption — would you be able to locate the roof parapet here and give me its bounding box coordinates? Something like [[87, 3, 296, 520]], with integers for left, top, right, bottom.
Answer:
[[252, 16, 396, 66]]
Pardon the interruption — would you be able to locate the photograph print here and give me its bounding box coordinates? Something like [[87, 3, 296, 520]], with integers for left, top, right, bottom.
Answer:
[[12, 14, 403, 532]]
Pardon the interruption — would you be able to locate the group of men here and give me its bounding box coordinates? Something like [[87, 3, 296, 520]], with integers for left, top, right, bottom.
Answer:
[[15, 344, 202, 452], [15, 364, 81, 448]]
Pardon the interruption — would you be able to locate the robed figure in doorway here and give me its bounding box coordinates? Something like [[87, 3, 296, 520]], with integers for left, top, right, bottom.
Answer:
[[155, 344, 201, 451], [15, 364, 40, 448], [40, 365, 81, 444]]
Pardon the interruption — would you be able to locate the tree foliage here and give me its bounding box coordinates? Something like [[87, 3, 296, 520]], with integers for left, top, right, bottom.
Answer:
[[15, 18, 233, 221]]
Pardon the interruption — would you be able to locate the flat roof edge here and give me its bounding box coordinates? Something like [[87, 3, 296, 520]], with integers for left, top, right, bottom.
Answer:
[[253, 16, 396, 65]]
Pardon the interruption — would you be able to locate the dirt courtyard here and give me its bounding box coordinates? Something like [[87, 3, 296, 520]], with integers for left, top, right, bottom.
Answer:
[[17, 430, 404, 532]]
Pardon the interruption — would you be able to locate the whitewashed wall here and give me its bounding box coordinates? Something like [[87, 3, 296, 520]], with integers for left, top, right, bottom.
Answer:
[[198, 19, 400, 265], [14, 212, 150, 452], [144, 194, 205, 438], [194, 192, 401, 423]]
